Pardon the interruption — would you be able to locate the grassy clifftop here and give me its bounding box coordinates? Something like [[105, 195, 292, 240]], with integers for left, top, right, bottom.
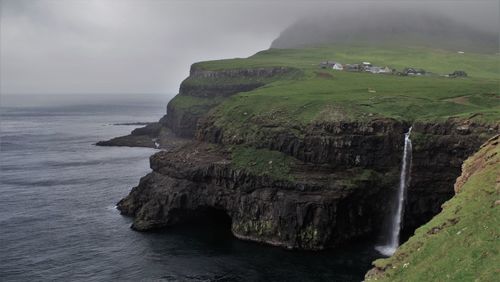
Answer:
[[365, 135, 500, 281], [184, 45, 499, 134], [196, 46, 499, 79]]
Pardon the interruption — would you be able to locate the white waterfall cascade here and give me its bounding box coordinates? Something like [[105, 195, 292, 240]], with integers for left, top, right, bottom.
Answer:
[[376, 126, 413, 256]]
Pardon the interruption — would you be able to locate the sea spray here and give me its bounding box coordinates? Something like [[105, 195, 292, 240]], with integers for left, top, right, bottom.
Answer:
[[376, 127, 413, 256]]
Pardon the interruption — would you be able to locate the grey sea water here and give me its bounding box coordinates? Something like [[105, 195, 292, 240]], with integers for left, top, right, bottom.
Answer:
[[0, 94, 381, 281]]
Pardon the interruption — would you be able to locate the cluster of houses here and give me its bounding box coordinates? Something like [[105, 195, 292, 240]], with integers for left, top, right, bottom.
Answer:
[[319, 61, 467, 77], [319, 61, 393, 74]]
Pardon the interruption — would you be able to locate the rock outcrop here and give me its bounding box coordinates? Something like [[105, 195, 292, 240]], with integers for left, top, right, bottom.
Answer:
[[96, 125, 188, 150], [117, 142, 394, 250]]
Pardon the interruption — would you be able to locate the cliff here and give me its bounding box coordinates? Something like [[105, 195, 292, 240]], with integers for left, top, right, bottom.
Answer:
[[117, 142, 392, 250], [365, 135, 500, 281], [99, 45, 499, 250]]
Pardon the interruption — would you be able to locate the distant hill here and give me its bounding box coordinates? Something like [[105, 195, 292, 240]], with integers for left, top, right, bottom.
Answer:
[[271, 11, 499, 53]]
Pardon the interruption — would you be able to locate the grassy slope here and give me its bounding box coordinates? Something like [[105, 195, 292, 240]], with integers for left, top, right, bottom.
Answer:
[[191, 46, 499, 131], [230, 146, 296, 181], [366, 136, 500, 281], [197, 46, 499, 79]]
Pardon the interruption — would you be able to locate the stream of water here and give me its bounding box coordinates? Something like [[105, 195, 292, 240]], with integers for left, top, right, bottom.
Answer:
[[375, 127, 413, 256]]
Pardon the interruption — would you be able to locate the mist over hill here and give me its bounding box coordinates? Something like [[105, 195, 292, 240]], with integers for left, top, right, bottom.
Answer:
[[271, 10, 499, 53]]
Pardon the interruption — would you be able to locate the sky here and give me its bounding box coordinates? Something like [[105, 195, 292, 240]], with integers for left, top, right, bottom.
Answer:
[[1, 0, 498, 97]]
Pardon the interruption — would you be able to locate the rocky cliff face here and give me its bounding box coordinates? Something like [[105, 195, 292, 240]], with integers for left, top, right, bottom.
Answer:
[[403, 120, 498, 233], [116, 106, 498, 250], [198, 112, 499, 235], [100, 64, 499, 250], [161, 66, 299, 138], [198, 118, 409, 167], [117, 142, 395, 250]]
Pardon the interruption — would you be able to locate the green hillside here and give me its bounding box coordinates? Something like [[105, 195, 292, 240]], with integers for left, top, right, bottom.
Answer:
[[365, 135, 500, 281], [196, 46, 499, 79], [179, 46, 499, 136]]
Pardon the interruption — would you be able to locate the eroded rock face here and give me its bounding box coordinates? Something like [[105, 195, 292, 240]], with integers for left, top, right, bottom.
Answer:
[[117, 143, 394, 250], [116, 116, 498, 250], [403, 120, 499, 232], [197, 118, 409, 168], [198, 115, 499, 235], [163, 66, 299, 138]]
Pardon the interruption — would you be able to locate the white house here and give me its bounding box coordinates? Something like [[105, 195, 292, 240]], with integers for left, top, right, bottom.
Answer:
[[367, 66, 381, 73], [379, 66, 392, 74], [332, 62, 343, 70]]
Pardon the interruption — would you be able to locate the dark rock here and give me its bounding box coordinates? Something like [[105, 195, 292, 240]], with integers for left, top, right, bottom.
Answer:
[[96, 126, 189, 150], [131, 123, 162, 137], [197, 117, 410, 168], [95, 135, 156, 148], [117, 143, 394, 250], [113, 122, 155, 126]]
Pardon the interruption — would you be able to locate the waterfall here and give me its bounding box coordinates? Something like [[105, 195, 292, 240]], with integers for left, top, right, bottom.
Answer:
[[376, 127, 413, 256]]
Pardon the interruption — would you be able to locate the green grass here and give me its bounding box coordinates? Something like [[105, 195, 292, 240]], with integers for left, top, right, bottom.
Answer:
[[213, 72, 498, 124], [196, 45, 499, 79], [230, 146, 296, 181], [183, 45, 499, 138], [168, 95, 225, 114], [366, 138, 500, 281]]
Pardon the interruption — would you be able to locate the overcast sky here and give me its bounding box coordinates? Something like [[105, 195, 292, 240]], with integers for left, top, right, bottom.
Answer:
[[1, 0, 498, 96]]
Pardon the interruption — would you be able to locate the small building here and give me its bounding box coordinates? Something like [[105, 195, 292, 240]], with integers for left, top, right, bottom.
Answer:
[[365, 66, 380, 73], [361, 62, 372, 71], [345, 64, 361, 72], [332, 62, 343, 70], [319, 61, 330, 69], [402, 67, 426, 76], [364, 66, 392, 74], [379, 66, 393, 74]]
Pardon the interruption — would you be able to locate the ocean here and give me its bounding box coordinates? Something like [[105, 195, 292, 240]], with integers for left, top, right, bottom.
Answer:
[[0, 94, 380, 281]]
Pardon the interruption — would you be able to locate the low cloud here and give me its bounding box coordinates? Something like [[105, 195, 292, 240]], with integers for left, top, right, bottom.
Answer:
[[1, 0, 498, 95]]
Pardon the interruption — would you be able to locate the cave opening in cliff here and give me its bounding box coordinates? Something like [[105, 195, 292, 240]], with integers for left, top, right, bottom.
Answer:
[[195, 207, 232, 229], [170, 206, 233, 235]]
